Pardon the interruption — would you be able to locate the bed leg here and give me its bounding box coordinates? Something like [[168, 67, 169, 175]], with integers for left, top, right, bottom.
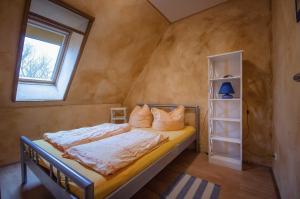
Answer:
[[195, 106, 200, 153], [20, 141, 27, 185], [84, 184, 94, 199], [21, 161, 27, 185]]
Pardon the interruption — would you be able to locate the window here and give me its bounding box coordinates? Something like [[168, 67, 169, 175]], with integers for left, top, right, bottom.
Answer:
[[19, 20, 69, 84], [13, 0, 94, 102]]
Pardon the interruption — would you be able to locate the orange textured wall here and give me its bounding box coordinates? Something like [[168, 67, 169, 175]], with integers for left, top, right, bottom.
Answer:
[[272, 0, 300, 198], [124, 0, 273, 166]]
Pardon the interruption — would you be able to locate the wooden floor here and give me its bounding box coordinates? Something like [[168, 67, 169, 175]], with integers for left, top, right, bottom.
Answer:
[[0, 150, 278, 199]]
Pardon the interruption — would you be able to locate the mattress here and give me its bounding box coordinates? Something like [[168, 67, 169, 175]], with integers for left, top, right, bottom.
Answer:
[[34, 126, 195, 199]]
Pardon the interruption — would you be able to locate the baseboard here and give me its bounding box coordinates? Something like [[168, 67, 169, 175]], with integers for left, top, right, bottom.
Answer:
[[270, 168, 281, 199]]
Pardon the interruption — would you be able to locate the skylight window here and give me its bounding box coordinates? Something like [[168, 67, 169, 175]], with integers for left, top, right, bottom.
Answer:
[[19, 22, 69, 84], [12, 0, 94, 102]]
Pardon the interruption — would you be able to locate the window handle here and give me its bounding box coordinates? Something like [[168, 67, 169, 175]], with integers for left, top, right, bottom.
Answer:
[[293, 73, 300, 82]]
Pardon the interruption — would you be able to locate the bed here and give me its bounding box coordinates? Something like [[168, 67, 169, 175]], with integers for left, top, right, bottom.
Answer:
[[20, 104, 200, 199]]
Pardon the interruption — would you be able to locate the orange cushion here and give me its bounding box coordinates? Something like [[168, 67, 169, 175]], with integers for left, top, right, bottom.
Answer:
[[151, 105, 185, 131], [129, 104, 153, 128]]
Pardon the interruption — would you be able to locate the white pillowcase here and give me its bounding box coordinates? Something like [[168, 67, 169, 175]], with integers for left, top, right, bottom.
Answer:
[[151, 105, 185, 131], [129, 104, 153, 128]]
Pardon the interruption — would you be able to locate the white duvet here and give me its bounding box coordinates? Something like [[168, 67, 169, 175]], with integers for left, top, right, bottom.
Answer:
[[63, 129, 168, 176], [44, 123, 131, 152]]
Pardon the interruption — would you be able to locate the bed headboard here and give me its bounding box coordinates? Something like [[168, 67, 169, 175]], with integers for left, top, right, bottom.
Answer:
[[137, 103, 200, 152]]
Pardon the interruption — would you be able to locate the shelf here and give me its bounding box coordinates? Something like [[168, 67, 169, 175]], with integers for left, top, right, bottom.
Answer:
[[209, 155, 241, 170], [209, 117, 241, 122], [209, 76, 240, 81], [209, 98, 240, 101], [210, 154, 241, 163], [210, 136, 241, 144], [111, 116, 126, 120], [207, 50, 244, 59], [111, 107, 127, 110]]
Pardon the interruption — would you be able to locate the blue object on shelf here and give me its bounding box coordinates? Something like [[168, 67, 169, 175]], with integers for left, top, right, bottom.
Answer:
[[219, 82, 235, 99]]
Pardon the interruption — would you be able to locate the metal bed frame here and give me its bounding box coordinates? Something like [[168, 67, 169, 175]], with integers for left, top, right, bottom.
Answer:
[[20, 104, 200, 199]]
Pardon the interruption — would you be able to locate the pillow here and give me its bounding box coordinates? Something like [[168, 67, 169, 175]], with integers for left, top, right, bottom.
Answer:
[[151, 105, 185, 131], [129, 104, 153, 128]]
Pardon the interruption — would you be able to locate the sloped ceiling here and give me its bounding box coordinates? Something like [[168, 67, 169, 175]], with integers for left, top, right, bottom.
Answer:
[[63, 0, 169, 105], [0, 0, 169, 108], [0, 0, 228, 107], [149, 0, 227, 22]]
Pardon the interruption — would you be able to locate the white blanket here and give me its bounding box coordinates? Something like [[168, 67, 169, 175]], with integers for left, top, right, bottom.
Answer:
[[63, 129, 168, 175], [44, 123, 131, 151]]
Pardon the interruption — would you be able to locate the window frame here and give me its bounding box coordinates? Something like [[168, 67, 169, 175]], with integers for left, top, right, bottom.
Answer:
[[12, 0, 95, 102], [19, 18, 71, 85]]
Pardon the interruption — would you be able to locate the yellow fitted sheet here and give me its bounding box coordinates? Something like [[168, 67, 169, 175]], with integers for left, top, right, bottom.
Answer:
[[34, 126, 195, 199]]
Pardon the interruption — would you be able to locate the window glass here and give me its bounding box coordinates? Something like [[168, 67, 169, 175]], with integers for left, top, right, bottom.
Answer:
[[19, 22, 67, 83], [20, 37, 60, 81]]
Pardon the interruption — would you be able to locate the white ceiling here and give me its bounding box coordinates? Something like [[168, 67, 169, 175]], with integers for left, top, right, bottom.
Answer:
[[149, 0, 227, 23]]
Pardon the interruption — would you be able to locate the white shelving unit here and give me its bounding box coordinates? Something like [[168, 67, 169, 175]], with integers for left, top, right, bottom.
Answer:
[[110, 107, 127, 123], [208, 50, 243, 170]]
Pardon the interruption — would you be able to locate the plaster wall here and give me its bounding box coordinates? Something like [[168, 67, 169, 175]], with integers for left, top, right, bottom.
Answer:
[[272, 0, 300, 198], [124, 0, 273, 166]]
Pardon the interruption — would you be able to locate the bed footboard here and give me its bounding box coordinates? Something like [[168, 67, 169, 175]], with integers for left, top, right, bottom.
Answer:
[[20, 136, 94, 199]]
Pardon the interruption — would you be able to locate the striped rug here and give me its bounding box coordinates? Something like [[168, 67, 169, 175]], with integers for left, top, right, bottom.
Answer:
[[161, 173, 221, 199]]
